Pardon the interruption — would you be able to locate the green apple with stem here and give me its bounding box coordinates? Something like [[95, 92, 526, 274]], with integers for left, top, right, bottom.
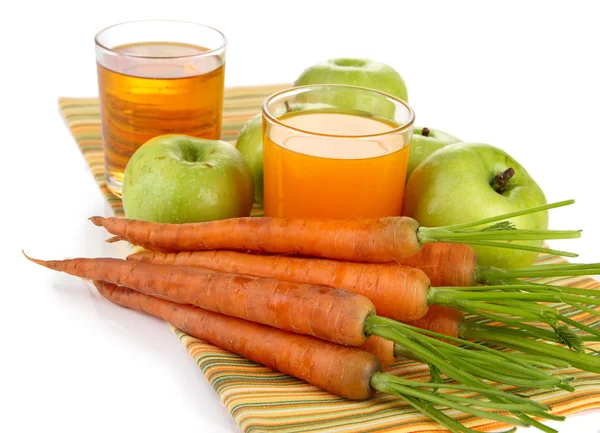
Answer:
[[407, 127, 462, 180], [403, 142, 549, 269], [122, 134, 254, 223]]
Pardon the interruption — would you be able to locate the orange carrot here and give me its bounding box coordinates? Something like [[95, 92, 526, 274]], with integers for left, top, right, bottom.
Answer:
[[25, 255, 374, 346], [122, 251, 471, 353], [120, 250, 460, 355], [90, 201, 580, 262], [359, 336, 396, 368], [398, 243, 478, 286], [125, 251, 466, 345], [126, 250, 431, 321], [406, 306, 465, 339], [124, 249, 600, 338], [396, 243, 600, 290], [91, 215, 421, 261], [93, 280, 380, 400], [93, 280, 553, 432]]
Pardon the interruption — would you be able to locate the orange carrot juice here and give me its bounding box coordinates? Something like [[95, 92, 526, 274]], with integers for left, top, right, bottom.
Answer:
[[263, 110, 411, 218]]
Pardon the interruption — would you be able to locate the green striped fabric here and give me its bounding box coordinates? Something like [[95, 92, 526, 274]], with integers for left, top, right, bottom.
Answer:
[[59, 84, 600, 433]]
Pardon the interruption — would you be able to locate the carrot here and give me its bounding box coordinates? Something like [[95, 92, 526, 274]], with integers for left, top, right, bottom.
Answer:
[[398, 243, 478, 286], [93, 280, 378, 399], [90, 200, 581, 262], [26, 253, 580, 396], [406, 305, 465, 339], [125, 249, 600, 340], [94, 280, 558, 433], [94, 215, 422, 260], [398, 243, 600, 289], [126, 250, 468, 357], [359, 336, 396, 368], [126, 250, 431, 321], [25, 255, 375, 346]]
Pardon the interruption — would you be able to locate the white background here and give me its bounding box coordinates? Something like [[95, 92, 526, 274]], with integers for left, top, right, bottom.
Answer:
[[3, 1, 600, 432]]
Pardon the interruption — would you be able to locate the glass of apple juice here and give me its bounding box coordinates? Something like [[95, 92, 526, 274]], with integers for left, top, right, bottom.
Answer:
[[95, 20, 226, 196], [262, 84, 415, 218]]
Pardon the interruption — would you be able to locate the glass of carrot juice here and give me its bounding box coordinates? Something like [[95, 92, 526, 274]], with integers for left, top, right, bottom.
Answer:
[[262, 84, 415, 218], [95, 20, 226, 196]]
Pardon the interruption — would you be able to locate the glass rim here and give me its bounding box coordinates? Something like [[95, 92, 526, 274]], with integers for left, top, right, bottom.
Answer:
[[262, 84, 415, 139], [94, 19, 227, 59]]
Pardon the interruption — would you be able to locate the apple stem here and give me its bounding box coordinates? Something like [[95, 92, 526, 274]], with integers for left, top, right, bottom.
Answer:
[[491, 167, 515, 194]]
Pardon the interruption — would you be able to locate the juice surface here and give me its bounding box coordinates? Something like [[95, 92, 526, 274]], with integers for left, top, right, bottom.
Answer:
[[263, 110, 410, 218], [97, 41, 225, 189]]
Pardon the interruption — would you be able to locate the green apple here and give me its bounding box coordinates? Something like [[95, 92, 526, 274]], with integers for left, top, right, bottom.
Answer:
[[122, 134, 254, 223], [403, 142, 548, 269], [407, 127, 462, 180], [294, 58, 408, 101], [235, 113, 264, 205], [294, 58, 408, 119]]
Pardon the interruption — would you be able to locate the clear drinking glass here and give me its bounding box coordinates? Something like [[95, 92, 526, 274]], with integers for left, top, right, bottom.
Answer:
[[262, 84, 415, 218], [95, 20, 226, 196]]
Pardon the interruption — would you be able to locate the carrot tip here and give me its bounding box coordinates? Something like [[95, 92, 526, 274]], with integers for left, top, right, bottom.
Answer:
[[22, 250, 47, 267], [89, 216, 105, 226], [125, 252, 144, 261], [106, 235, 124, 244]]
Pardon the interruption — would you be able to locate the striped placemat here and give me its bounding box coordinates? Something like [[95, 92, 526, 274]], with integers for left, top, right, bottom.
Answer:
[[59, 85, 600, 433]]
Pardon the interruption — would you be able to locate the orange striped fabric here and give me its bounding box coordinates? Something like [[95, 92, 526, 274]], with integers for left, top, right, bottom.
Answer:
[[58, 85, 600, 433]]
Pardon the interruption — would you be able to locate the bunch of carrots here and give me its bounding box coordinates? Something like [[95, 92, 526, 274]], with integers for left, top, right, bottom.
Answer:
[[28, 200, 600, 433]]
